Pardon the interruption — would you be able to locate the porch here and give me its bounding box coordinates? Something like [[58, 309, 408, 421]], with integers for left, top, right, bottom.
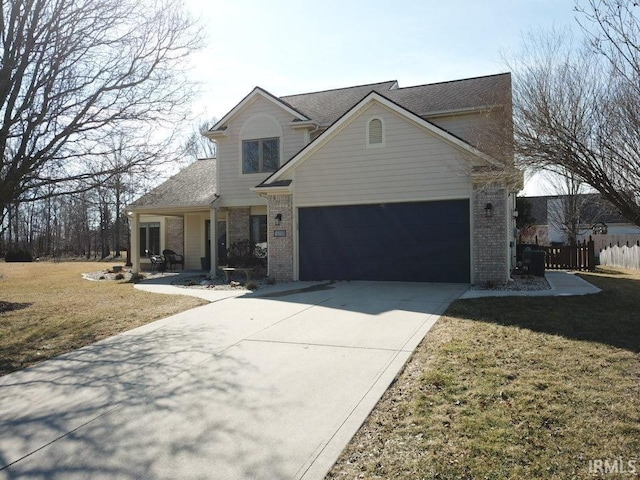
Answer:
[[127, 204, 271, 278], [128, 207, 225, 276]]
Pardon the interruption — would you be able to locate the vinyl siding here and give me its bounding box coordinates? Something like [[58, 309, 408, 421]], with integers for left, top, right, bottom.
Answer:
[[217, 95, 307, 206], [429, 112, 488, 146], [294, 102, 473, 207], [429, 109, 510, 161]]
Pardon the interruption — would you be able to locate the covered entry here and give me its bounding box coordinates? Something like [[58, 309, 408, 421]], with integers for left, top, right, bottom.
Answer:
[[298, 199, 470, 282]]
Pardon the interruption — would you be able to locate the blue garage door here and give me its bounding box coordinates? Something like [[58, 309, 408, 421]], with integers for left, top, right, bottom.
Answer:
[[299, 200, 470, 282]]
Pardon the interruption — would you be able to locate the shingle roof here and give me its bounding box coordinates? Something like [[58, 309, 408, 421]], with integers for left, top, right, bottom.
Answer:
[[280, 81, 398, 125], [279, 73, 510, 126], [129, 158, 217, 210], [385, 73, 511, 116]]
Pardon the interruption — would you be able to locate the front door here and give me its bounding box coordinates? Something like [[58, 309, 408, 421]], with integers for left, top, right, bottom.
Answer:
[[217, 220, 227, 265], [204, 220, 211, 271]]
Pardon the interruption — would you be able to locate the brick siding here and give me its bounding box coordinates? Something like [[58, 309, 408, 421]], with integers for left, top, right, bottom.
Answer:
[[473, 182, 509, 285], [267, 194, 294, 281], [166, 218, 184, 254]]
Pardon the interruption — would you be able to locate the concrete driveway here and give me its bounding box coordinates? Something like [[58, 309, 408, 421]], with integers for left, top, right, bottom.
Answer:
[[0, 281, 467, 480]]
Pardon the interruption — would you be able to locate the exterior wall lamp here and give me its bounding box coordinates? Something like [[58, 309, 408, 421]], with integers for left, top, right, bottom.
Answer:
[[275, 213, 282, 225], [485, 202, 493, 217]]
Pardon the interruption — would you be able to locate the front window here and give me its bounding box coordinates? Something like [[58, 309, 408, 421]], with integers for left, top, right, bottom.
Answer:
[[243, 138, 279, 173], [140, 222, 160, 256]]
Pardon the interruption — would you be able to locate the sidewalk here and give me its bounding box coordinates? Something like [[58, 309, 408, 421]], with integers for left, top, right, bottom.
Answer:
[[460, 271, 601, 299]]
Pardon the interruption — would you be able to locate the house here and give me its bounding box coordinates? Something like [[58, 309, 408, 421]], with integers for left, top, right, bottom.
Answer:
[[519, 194, 640, 253], [128, 73, 521, 284]]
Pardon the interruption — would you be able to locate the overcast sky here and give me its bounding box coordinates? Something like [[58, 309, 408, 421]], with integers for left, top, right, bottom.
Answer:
[[184, 0, 583, 194]]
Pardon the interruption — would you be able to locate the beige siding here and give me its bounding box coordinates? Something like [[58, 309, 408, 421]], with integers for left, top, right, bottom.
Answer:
[[294, 102, 472, 207], [429, 109, 510, 161], [217, 95, 307, 206], [184, 213, 206, 269], [429, 112, 489, 146]]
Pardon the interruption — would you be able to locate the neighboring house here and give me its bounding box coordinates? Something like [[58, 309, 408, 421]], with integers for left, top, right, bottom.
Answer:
[[128, 73, 521, 284], [519, 194, 640, 252]]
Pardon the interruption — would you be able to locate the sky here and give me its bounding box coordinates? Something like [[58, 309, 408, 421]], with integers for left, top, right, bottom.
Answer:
[[183, 0, 584, 195]]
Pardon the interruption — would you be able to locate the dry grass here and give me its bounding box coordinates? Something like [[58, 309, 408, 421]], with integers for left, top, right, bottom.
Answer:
[[0, 261, 207, 376], [327, 268, 640, 480]]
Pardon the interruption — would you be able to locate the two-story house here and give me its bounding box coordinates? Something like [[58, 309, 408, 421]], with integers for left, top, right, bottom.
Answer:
[[128, 73, 520, 284]]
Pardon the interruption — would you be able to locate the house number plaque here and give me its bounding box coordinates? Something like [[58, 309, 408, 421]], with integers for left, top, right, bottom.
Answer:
[[274, 230, 287, 237]]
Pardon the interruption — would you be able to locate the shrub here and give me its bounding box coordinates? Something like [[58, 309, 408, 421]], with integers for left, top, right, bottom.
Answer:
[[227, 239, 267, 268], [246, 280, 258, 290], [4, 250, 33, 262], [114, 273, 125, 280], [482, 279, 497, 289], [129, 272, 146, 283]]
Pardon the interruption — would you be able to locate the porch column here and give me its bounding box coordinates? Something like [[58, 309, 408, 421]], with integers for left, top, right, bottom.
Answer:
[[210, 207, 218, 277], [267, 194, 294, 282], [130, 212, 140, 273], [472, 180, 509, 285]]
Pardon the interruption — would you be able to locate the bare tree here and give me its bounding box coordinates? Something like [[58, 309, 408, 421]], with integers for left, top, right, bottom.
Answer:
[[510, 2, 640, 227], [184, 117, 218, 161], [544, 169, 590, 245], [0, 0, 202, 231]]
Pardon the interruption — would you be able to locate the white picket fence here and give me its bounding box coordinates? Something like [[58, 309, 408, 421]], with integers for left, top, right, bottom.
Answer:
[[599, 243, 640, 270]]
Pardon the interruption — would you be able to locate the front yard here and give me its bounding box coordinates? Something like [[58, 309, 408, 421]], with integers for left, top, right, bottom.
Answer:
[[1, 262, 638, 478], [327, 268, 640, 479], [0, 261, 207, 376]]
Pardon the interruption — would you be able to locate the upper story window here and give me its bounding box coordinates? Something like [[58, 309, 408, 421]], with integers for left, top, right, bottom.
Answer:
[[242, 138, 279, 174], [367, 118, 384, 146]]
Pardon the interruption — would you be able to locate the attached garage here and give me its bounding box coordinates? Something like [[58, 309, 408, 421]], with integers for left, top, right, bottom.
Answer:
[[298, 199, 470, 283]]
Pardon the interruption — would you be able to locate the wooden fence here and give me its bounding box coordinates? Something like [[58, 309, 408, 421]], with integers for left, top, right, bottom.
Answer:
[[599, 241, 640, 270], [541, 238, 596, 271]]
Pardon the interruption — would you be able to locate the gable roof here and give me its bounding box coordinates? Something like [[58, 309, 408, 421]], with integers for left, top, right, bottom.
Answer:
[[257, 90, 504, 188], [207, 73, 510, 136], [128, 158, 217, 210], [208, 87, 309, 133], [279, 73, 510, 126], [280, 81, 398, 125]]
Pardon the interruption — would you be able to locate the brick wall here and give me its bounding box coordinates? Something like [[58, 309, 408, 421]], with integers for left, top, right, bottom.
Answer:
[[473, 182, 509, 285], [227, 207, 250, 246], [267, 194, 294, 281], [166, 218, 184, 254]]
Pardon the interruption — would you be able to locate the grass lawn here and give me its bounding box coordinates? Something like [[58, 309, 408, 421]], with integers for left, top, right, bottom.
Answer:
[[327, 268, 640, 480], [0, 261, 207, 376]]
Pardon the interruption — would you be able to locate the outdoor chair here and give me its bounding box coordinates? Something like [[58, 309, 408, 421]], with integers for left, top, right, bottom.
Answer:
[[162, 249, 184, 270], [145, 249, 166, 273]]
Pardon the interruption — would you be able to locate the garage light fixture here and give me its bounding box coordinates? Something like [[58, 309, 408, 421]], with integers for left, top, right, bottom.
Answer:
[[275, 213, 282, 225], [485, 202, 493, 217]]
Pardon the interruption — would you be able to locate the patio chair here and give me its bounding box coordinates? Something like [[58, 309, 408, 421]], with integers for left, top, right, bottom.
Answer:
[[162, 249, 184, 270], [145, 249, 166, 273]]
